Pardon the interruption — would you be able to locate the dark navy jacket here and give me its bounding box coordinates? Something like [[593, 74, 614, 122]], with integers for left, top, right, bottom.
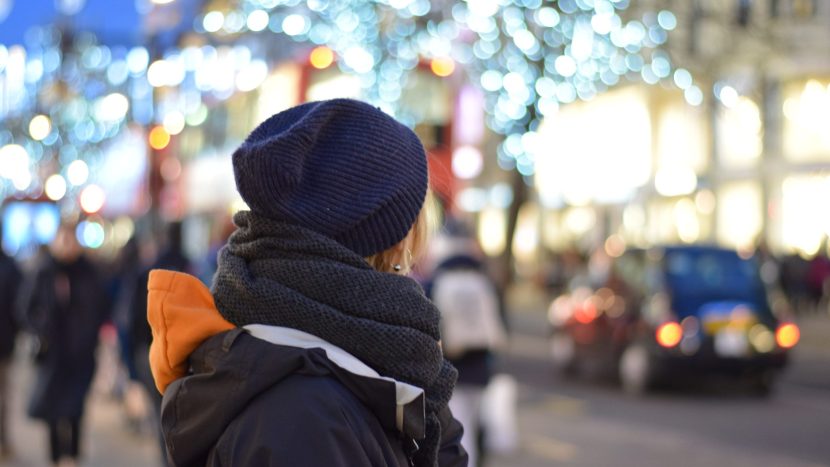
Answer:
[[161, 328, 467, 467]]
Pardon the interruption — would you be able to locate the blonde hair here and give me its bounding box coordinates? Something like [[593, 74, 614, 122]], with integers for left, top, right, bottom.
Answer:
[[366, 190, 437, 274]]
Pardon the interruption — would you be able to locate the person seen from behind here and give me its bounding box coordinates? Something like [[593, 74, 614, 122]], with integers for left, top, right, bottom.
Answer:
[[425, 220, 507, 467], [147, 99, 467, 466], [0, 220, 22, 460], [20, 222, 109, 467]]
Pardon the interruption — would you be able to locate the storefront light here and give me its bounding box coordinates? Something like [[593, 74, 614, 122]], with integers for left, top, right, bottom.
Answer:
[[655, 167, 697, 197], [674, 198, 700, 243], [479, 207, 507, 256]]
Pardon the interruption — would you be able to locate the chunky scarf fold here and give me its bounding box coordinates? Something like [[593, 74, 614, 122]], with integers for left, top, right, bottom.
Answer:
[[212, 211, 457, 467]]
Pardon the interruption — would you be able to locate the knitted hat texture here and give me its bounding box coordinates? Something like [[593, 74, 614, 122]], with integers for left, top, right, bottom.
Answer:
[[232, 99, 428, 257]]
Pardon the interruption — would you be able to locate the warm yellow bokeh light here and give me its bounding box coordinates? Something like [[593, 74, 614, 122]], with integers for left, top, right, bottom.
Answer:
[[309, 46, 334, 69], [149, 126, 171, 150], [430, 57, 455, 77]]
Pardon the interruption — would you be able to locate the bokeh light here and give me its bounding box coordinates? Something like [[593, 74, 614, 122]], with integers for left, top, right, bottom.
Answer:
[[79, 184, 106, 214], [67, 160, 90, 186], [431, 57, 456, 77], [149, 126, 171, 150], [309, 46, 334, 69], [29, 115, 52, 140], [44, 174, 67, 201]]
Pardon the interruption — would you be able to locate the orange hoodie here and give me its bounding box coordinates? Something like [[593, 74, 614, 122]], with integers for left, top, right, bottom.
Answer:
[[146, 269, 234, 394]]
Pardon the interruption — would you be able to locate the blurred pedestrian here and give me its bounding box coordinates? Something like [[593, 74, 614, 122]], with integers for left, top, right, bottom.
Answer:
[[130, 221, 192, 466], [19, 222, 109, 467], [146, 99, 466, 466], [0, 221, 23, 460], [425, 223, 507, 467]]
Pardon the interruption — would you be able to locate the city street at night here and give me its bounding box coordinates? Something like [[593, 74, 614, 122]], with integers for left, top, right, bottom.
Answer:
[[4, 288, 829, 467]]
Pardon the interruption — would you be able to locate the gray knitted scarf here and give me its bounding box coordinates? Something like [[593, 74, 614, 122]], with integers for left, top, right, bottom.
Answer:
[[212, 211, 457, 467]]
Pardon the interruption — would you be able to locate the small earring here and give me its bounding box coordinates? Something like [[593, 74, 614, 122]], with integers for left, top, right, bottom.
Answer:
[[393, 264, 402, 272]]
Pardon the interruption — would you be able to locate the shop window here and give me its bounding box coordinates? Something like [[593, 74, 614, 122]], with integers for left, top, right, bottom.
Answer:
[[716, 96, 763, 169], [782, 79, 830, 162]]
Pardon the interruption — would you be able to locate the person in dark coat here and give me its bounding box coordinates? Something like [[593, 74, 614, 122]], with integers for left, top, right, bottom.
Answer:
[[0, 226, 22, 459], [147, 99, 467, 467], [20, 222, 108, 466]]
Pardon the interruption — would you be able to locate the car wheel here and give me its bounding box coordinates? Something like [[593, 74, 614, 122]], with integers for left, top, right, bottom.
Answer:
[[619, 343, 653, 396], [550, 331, 578, 375]]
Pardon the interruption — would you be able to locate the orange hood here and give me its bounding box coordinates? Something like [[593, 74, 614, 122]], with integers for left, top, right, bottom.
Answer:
[[147, 269, 235, 394]]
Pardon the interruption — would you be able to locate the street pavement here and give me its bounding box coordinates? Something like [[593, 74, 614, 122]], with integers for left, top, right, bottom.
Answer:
[[3, 285, 829, 467]]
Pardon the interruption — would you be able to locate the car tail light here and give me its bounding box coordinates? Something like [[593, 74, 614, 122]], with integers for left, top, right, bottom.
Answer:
[[574, 300, 598, 324], [775, 323, 800, 349], [656, 322, 682, 348]]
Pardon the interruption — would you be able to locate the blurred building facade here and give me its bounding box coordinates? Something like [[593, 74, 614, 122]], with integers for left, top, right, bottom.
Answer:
[[1, 0, 829, 271]]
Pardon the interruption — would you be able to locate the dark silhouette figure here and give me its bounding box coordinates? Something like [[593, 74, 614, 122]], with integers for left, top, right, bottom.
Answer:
[[0, 225, 22, 459], [20, 223, 108, 466]]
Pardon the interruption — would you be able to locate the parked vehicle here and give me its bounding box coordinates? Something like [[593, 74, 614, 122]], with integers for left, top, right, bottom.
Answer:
[[548, 246, 799, 395]]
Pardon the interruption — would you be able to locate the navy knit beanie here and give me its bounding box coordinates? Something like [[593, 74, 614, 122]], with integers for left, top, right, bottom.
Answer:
[[232, 98, 428, 257]]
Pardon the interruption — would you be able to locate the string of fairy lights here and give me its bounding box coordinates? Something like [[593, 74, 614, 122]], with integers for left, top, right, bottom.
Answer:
[[0, 0, 703, 214]]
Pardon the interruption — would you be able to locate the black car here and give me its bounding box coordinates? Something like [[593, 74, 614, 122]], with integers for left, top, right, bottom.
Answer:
[[548, 246, 800, 395]]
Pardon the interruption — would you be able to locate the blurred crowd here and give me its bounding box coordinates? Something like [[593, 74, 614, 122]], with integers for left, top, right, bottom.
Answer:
[[0, 213, 520, 467], [2, 207, 827, 466], [0, 216, 225, 467]]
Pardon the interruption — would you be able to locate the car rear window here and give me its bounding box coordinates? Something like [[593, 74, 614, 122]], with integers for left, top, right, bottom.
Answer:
[[662, 248, 772, 319]]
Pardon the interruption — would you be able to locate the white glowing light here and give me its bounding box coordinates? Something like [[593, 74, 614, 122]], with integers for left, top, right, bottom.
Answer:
[[29, 115, 52, 140], [203, 11, 225, 33], [163, 111, 186, 135], [0, 144, 29, 180], [93, 93, 129, 122], [45, 174, 67, 201], [467, 0, 499, 17], [147, 59, 171, 87], [235, 59, 268, 92], [343, 46, 375, 73], [452, 146, 484, 180], [554, 55, 577, 77], [247, 10, 269, 31], [282, 14, 308, 36], [126, 47, 149, 74], [80, 184, 106, 214], [655, 167, 698, 197], [67, 160, 90, 186], [12, 170, 31, 191], [719, 85, 739, 108]]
